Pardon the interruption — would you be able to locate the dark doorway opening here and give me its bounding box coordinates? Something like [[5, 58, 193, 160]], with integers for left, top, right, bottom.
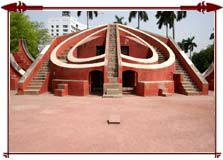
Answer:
[[121, 46, 129, 56], [89, 71, 104, 95], [122, 70, 137, 94], [96, 46, 105, 56]]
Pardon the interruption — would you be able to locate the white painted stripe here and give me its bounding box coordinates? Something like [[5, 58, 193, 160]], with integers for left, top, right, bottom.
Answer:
[[118, 24, 175, 69], [119, 27, 158, 64], [50, 24, 107, 68]]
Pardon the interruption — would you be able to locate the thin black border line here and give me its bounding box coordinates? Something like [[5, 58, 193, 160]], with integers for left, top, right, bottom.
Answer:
[[6, 7, 219, 158]]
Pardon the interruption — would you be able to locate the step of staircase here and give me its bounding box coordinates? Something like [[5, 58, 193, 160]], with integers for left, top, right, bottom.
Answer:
[[108, 77, 118, 83], [103, 93, 122, 98], [184, 87, 200, 91], [106, 88, 120, 95], [33, 77, 46, 80], [24, 89, 39, 95], [24, 59, 50, 95], [108, 72, 118, 77], [186, 91, 201, 96], [28, 86, 42, 89], [175, 59, 201, 95], [103, 83, 122, 97], [122, 87, 134, 94], [104, 25, 122, 97]]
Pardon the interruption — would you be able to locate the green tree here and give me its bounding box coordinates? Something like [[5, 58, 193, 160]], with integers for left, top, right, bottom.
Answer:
[[128, 11, 149, 29], [180, 36, 197, 59], [155, 11, 173, 37], [33, 22, 52, 51], [10, 12, 51, 58], [155, 11, 186, 40], [184, 36, 197, 59], [177, 40, 185, 51], [10, 12, 38, 57], [114, 15, 127, 25], [77, 11, 98, 29], [192, 45, 214, 73], [209, 32, 214, 40]]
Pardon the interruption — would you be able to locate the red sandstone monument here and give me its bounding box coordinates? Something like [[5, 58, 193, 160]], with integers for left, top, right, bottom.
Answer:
[[10, 24, 209, 97]]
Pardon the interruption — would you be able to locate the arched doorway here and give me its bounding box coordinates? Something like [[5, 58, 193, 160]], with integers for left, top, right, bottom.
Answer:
[[89, 70, 103, 95], [122, 70, 137, 94]]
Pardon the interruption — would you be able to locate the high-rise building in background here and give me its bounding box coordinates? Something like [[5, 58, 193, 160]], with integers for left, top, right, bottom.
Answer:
[[48, 11, 87, 37]]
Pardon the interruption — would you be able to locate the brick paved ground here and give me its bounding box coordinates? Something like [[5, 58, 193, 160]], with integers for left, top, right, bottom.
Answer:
[[9, 91, 215, 153]]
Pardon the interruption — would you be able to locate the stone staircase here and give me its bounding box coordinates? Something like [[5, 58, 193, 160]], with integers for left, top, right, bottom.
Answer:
[[152, 46, 166, 63], [24, 60, 50, 95], [103, 25, 122, 97], [58, 47, 72, 63], [122, 87, 134, 94], [175, 59, 201, 95], [157, 50, 166, 63], [153, 47, 172, 96]]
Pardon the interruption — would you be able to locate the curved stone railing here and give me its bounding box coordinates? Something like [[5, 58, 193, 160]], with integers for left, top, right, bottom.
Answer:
[[17, 32, 82, 94], [18, 50, 45, 83], [10, 53, 25, 76], [118, 24, 175, 69], [12, 39, 34, 71], [69, 54, 105, 63], [67, 27, 107, 63], [50, 25, 107, 69], [21, 39, 35, 61], [18, 36, 58, 90], [118, 27, 158, 64], [76, 35, 100, 47]]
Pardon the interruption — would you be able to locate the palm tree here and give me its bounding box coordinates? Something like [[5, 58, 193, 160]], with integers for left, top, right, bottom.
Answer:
[[114, 15, 127, 25], [181, 36, 197, 59], [77, 11, 98, 29], [155, 11, 174, 37], [209, 33, 214, 40], [128, 11, 149, 29], [177, 40, 186, 51], [155, 11, 186, 40], [174, 11, 187, 40]]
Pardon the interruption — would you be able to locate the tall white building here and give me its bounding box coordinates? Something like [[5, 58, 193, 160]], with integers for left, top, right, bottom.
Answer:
[[48, 11, 87, 37]]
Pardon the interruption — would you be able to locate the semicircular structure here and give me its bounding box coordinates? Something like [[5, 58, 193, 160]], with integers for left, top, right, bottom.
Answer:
[[16, 23, 208, 97]]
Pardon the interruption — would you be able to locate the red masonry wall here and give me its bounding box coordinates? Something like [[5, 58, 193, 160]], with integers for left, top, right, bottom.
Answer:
[[52, 79, 89, 96], [77, 36, 106, 58], [10, 65, 21, 90], [119, 36, 151, 58]]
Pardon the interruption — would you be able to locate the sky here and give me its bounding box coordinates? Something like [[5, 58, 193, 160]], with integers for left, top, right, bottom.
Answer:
[[25, 10, 214, 53]]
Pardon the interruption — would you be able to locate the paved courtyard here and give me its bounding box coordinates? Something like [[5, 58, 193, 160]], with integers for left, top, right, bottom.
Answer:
[[9, 91, 215, 153]]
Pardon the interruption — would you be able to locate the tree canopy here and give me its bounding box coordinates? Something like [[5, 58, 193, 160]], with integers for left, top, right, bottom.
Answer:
[[209, 32, 214, 40], [10, 12, 51, 58], [77, 11, 98, 29], [114, 15, 127, 25], [155, 11, 186, 40], [178, 36, 197, 59], [128, 11, 149, 29], [155, 11, 174, 37], [192, 44, 214, 73]]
